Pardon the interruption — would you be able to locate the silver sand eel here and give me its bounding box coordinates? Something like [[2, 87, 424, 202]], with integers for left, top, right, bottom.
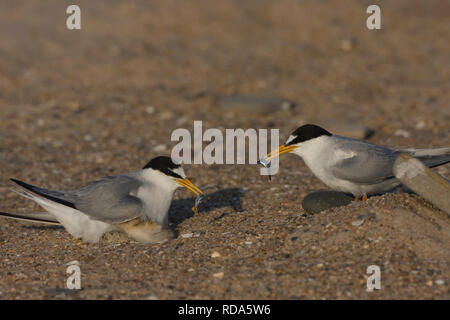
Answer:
[[0, 156, 204, 243], [260, 124, 450, 200]]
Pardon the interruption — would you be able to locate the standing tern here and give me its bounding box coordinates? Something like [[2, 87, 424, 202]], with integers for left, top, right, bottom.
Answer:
[[0, 156, 204, 243], [261, 124, 450, 200]]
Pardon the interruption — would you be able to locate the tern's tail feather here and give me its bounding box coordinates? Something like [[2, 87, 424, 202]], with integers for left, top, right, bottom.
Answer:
[[10, 178, 76, 209], [7, 181, 115, 243], [0, 211, 60, 225], [400, 147, 450, 168]]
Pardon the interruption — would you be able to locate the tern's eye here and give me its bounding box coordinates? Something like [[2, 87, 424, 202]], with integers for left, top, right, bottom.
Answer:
[[167, 169, 183, 179]]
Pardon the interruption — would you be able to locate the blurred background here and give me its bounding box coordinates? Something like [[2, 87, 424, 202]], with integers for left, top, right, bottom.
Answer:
[[1, 0, 449, 180], [0, 0, 449, 299]]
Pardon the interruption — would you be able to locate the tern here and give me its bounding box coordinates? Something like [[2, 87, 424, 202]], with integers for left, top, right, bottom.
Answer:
[[0, 156, 204, 243], [261, 124, 450, 200]]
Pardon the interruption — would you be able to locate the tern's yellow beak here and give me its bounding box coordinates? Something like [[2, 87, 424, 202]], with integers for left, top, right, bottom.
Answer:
[[264, 144, 299, 160], [175, 178, 204, 196]]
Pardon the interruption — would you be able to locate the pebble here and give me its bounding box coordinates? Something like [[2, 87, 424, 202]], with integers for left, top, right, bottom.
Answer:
[[415, 119, 426, 130], [153, 144, 167, 153], [435, 280, 445, 285], [145, 106, 155, 114], [340, 38, 357, 51], [66, 260, 80, 266], [351, 219, 364, 227], [181, 233, 193, 239], [160, 111, 174, 120], [211, 251, 221, 258], [394, 129, 410, 138], [394, 153, 450, 215], [219, 95, 295, 114], [302, 191, 353, 214], [213, 272, 224, 279]]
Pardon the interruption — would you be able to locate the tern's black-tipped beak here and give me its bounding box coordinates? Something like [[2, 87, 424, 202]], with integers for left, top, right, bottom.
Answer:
[[175, 178, 204, 196]]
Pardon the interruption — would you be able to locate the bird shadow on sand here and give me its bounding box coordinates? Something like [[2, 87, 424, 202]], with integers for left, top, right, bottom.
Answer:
[[169, 187, 244, 227]]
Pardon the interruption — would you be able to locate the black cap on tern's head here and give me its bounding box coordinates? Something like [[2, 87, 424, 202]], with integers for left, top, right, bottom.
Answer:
[[143, 156, 182, 179], [285, 124, 332, 146], [143, 156, 204, 196]]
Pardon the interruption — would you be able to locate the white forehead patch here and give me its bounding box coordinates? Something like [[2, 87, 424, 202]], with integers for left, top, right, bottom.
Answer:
[[173, 167, 186, 179], [285, 134, 297, 145]]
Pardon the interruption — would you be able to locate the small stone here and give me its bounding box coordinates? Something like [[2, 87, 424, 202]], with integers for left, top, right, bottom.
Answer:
[[153, 144, 167, 153], [415, 119, 426, 130], [219, 95, 295, 114], [160, 111, 173, 120], [394, 129, 410, 138], [426, 280, 433, 286], [340, 38, 357, 51], [351, 219, 364, 227], [145, 106, 155, 114], [302, 191, 353, 214], [211, 251, 221, 258], [244, 241, 253, 245], [213, 272, 224, 279], [176, 116, 188, 126], [181, 233, 193, 239], [66, 260, 80, 266], [435, 279, 445, 285]]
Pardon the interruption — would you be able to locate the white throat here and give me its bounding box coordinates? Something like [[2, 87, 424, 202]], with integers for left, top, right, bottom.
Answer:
[[140, 168, 179, 192], [137, 169, 180, 225]]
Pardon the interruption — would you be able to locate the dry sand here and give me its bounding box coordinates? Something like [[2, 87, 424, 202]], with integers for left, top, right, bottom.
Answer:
[[0, 0, 449, 299]]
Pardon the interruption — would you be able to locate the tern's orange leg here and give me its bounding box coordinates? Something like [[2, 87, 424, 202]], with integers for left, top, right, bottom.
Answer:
[[354, 194, 368, 202]]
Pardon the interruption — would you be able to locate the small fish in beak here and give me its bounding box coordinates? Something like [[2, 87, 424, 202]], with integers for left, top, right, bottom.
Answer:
[[192, 194, 205, 215], [258, 144, 299, 180], [257, 158, 272, 180], [175, 178, 205, 215]]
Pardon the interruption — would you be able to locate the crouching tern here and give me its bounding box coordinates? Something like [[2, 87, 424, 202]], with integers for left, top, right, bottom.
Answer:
[[0, 156, 203, 243], [261, 124, 450, 200]]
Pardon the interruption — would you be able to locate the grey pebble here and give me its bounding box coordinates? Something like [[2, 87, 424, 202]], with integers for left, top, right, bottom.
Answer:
[[219, 95, 295, 114], [351, 219, 364, 227]]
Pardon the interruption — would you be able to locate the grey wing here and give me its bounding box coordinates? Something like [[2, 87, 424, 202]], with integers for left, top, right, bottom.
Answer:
[[72, 175, 144, 224], [330, 139, 398, 184]]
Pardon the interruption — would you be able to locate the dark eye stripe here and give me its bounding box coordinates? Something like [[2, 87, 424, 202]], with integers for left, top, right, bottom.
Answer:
[[143, 156, 183, 178], [165, 170, 183, 179]]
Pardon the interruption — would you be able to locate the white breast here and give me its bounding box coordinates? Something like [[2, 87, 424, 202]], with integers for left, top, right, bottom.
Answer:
[[291, 136, 360, 193]]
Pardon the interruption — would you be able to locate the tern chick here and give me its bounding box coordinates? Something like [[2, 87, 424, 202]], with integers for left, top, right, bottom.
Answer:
[[0, 156, 203, 243], [262, 124, 450, 200]]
